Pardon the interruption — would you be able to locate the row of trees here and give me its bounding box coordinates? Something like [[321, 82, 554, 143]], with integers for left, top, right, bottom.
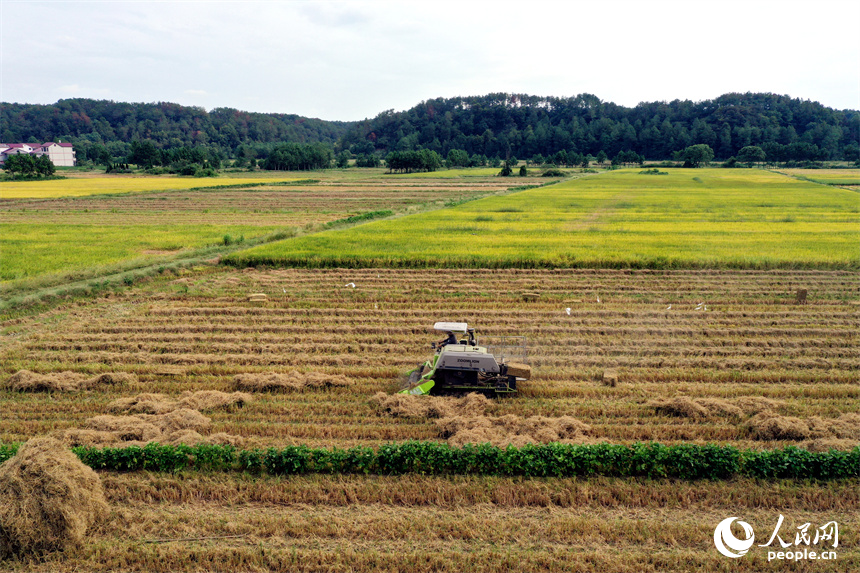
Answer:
[[4, 93, 856, 169], [3, 154, 56, 178], [384, 149, 444, 173], [261, 142, 333, 171]]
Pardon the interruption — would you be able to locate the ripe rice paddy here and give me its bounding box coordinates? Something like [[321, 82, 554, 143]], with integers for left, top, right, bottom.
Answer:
[[778, 168, 860, 187], [228, 168, 860, 270], [0, 171, 516, 292], [0, 174, 303, 199]]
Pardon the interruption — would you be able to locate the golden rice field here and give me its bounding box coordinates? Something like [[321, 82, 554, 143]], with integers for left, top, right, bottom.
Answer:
[[229, 169, 860, 270], [0, 171, 516, 292], [0, 174, 303, 199], [778, 168, 860, 186]]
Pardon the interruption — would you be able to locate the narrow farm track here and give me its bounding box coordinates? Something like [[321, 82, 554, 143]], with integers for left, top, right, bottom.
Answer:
[[2, 267, 857, 449]]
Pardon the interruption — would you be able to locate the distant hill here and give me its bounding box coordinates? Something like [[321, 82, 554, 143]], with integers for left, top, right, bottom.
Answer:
[[340, 92, 860, 162], [0, 99, 353, 162], [2, 93, 857, 164]]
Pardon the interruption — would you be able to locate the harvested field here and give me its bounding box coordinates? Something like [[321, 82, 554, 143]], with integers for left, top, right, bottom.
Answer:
[[0, 436, 108, 559], [1, 472, 856, 572], [1, 266, 856, 450], [1, 265, 858, 571], [0, 173, 520, 288]]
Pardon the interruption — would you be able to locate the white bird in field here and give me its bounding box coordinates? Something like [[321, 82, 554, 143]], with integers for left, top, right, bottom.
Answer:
[[282, 288, 286, 294], [666, 305, 672, 310], [345, 282, 356, 288], [597, 296, 601, 303], [566, 308, 571, 315]]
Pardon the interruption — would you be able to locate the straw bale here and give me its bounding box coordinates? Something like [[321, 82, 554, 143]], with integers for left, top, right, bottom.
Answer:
[[602, 369, 618, 387], [506, 362, 531, 379], [0, 437, 108, 558]]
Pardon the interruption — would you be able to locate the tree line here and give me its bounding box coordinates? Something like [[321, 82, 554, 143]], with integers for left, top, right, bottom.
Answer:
[[1, 98, 349, 165], [340, 92, 859, 164], [3, 93, 857, 169]]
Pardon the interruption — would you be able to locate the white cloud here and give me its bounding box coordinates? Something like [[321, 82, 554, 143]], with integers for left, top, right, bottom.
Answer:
[[2, 0, 857, 119]]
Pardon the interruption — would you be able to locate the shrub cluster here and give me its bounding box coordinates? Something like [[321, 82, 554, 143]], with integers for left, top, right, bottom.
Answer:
[[4, 442, 856, 480]]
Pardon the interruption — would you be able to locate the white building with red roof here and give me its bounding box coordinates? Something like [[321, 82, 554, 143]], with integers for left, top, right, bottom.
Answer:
[[0, 141, 76, 166]]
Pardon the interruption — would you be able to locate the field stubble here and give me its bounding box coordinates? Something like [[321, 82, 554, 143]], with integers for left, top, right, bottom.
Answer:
[[1, 267, 858, 571], [1, 267, 857, 449]]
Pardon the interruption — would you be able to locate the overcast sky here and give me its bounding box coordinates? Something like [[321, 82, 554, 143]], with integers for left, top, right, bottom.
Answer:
[[2, 0, 858, 121]]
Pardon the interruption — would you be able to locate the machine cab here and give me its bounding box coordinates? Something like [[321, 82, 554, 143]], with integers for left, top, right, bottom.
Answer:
[[431, 321, 476, 350]]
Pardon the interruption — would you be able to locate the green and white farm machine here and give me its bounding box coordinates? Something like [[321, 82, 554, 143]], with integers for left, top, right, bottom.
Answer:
[[400, 322, 531, 397]]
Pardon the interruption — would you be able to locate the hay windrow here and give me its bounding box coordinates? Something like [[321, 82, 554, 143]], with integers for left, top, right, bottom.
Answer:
[[233, 371, 349, 392], [436, 414, 592, 447], [107, 391, 252, 414], [648, 397, 711, 419], [0, 436, 108, 559], [744, 411, 860, 441], [4, 370, 86, 392], [55, 407, 243, 448], [177, 390, 253, 411], [800, 438, 860, 452], [371, 392, 491, 418], [648, 396, 781, 420], [107, 393, 174, 415], [3, 370, 136, 393]]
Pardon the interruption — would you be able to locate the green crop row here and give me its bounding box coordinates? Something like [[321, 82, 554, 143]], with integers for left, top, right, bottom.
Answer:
[[3, 442, 857, 480]]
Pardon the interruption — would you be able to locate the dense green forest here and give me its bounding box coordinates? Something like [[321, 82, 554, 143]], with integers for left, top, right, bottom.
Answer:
[[0, 99, 351, 166], [341, 93, 859, 163], [2, 93, 858, 167]]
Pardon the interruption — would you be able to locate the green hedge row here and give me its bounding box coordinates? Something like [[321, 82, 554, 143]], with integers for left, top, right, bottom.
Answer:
[[1, 442, 857, 480]]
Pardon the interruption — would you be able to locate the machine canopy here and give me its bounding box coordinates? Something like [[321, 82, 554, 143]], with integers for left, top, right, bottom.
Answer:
[[433, 322, 469, 333]]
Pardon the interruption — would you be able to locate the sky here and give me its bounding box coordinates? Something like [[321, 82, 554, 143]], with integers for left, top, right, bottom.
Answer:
[[2, 0, 859, 121]]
